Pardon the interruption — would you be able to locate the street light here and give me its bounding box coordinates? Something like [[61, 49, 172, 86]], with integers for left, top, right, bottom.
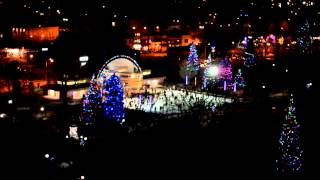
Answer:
[[40, 106, 45, 112], [46, 58, 54, 84], [207, 65, 219, 77], [8, 99, 13, 104], [40, 106, 46, 120], [0, 113, 6, 118], [44, 154, 50, 159]]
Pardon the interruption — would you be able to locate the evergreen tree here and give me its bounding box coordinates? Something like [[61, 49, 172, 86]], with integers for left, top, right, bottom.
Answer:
[[82, 75, 101, 123], [103, 74, 125, 123], [185, 43, 200, 77], [297, 20, 312, 54], [244, 38, 255, 67], [218, 58, 233, 89], [234, 68, 246, 88], [206, 54, 212, 65], [277, 96, 303, 175]]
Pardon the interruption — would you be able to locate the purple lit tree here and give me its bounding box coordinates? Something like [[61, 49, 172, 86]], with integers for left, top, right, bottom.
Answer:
[[277, 96, 303, 175], [218, 58, 233, 90]]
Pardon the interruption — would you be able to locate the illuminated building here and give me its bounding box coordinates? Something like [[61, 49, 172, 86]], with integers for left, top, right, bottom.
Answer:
[[12, 26, 59, 42], [126, 20, 202, 58], [44, 79, 89, 101]]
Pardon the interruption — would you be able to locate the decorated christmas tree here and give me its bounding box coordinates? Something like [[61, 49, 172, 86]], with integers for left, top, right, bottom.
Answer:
[[277, 96, 303, 175], [244, 52, 255, 67], [82, 75, 101, 123], [234, 69, 246, 88], [103, 73, 125, 123], [297, 20, 312, 54], [206, 54, 212, 65], [185, 43, 200, 78], [244, 37, 255, 67], [218, 58, 233, 90]]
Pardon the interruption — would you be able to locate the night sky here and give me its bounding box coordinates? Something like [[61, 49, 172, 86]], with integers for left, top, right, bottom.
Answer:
[[110, 0, 249, 18], [1, 0, 252, 23]]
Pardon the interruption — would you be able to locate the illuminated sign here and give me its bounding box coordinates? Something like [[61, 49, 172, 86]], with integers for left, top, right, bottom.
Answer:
[[57, 79, 88, 86]]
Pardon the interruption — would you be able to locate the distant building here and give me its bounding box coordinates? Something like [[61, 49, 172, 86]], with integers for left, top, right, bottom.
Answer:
[[12, 26, 60, 42], [44, 79, 88, 101], [126, 20, 202, 58], [0, 47, 36, 64]]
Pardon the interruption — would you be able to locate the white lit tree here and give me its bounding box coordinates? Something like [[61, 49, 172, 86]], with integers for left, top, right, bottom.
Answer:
[[277, 96, 303, 175]]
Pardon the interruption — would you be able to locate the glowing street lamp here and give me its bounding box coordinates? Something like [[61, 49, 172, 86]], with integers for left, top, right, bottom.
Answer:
[[8, 99, 13, 104], [207, 65, 219, 77], [46, 58, 54, 84], [44, 154, 50, 159], [40, 106, 46, 120], [0, 113, 6, 118]]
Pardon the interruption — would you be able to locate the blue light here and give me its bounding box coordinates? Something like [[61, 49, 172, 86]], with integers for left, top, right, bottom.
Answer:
[[103, 74, 125, 122]]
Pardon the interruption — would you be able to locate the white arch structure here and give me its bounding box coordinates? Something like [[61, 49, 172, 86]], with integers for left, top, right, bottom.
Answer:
[[96, 55, 144, 91]]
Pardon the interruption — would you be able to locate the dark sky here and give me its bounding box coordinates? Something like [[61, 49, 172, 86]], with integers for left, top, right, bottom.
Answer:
[[111, 0, 171, 18], [110, 0, 249, 18], [1, 0, 251, 25]]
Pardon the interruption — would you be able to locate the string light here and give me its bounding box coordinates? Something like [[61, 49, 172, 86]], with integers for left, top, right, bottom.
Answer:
[[82, 75, 101, 123], [277, 97, 303, 175], [297, 20, 312, 54], [218, 58, 233, 90], [186, 43, 200, 74], [103, 74, 125, 123], [234, 69, 246, 88]]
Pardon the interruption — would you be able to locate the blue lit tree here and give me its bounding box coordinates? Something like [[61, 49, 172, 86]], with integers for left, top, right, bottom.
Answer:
[[103, 74, 125, 123], [297, 20, 312, 54], [82, 75, 101, 123], [244, 37, 255, 67], [277, 96, 303, 176]]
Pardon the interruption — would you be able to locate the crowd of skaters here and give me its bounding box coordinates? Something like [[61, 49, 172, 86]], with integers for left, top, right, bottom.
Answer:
[[124, 87, 233, 115]]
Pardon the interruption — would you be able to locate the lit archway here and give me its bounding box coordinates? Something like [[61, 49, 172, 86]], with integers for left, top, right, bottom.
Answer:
[[96, 55, 143, 91]]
